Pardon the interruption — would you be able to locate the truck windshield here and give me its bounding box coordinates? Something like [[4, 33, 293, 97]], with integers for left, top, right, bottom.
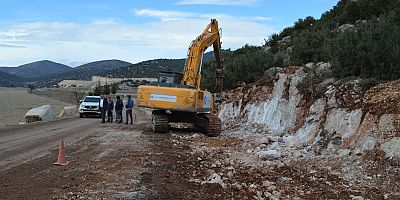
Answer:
[[84, 97, 100, 102]]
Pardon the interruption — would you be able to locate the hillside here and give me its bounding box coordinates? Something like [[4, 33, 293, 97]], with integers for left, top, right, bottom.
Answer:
[[0, 71, 25, 87], [0, 60, 71, 78], [201, 0, 400, 91], [33, 59, 132, 87], [99, 50, 228, 79], [73, 59, 131, 71], [100, 59, 185, 78]]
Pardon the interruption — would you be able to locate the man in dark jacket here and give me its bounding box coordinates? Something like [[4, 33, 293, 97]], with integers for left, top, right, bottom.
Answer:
[[107, 96, 114, 122], [115, 96, 123, 123], [101, 95, 108, 123]]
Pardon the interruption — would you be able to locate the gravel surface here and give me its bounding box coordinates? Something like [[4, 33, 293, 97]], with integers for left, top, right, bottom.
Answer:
[[1, 109, 399, 199]]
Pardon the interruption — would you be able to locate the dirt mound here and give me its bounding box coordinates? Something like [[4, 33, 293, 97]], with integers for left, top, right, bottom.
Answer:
[[363, 80, 400, 116]]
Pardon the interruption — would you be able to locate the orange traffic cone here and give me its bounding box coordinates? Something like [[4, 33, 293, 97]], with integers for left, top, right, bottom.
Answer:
[[53, 139, 69, 166]]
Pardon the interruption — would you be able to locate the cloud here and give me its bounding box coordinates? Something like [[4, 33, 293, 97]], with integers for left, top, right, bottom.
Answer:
[[10, 22, 79, 30], [0, 10, 274, 66], [134, 9, 272, 22], [250, 16, 274, 21], [91, 18, 120, 26], [0, 43, 25, 48], [134, 9, 195, 20], [0, 30, 29, 39], [176, 0, 261, 6]]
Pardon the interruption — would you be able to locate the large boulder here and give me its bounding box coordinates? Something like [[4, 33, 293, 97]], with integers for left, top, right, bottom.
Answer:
[[338, 24, 356, 32], [264, 67, 282, 77], [256, 149, 282, 160], [25, 105, 53, 123], [278, 36, 291, 46]]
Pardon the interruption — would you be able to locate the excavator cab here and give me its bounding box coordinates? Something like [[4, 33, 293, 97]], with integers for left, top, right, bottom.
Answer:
[[158, 71, 183, 84], [148, 71, 195, 89]]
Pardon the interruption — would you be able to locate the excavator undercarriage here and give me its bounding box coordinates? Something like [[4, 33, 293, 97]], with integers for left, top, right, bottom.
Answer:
[[150, 110, 222, 136]]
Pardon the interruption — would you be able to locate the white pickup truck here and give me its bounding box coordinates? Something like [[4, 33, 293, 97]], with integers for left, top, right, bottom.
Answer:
[[79, 96, 101, 118]]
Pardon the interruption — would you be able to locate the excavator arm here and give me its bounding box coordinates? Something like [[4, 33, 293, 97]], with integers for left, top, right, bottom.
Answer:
[[181, 19, 223, 89]]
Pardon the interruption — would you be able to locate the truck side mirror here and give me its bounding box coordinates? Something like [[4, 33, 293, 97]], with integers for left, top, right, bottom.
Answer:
[[79, 100, 83, 104]]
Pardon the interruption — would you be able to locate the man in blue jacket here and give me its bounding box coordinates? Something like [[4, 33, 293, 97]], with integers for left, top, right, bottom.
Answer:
[[125, 95, 134, 125]]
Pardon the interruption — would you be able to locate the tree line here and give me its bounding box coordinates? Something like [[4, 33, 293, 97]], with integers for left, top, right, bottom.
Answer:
[[88, 83, 118, 96]]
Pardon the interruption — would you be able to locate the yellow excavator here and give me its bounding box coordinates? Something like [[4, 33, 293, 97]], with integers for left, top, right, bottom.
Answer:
[[137, 19, 224, 136]]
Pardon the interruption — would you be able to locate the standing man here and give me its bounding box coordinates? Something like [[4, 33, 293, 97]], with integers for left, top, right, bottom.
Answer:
[[99, 95, 104, 121], [125, 95, 134, 125], [115, 96, 123, 123], [101, 95, 108, 123], [107, 96, 114, 122]]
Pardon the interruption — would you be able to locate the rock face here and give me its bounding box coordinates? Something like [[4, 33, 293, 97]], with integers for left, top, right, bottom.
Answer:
[[219, 66, 400, 158], [25, 105, 53, 123], [338, 24, 356, 32]]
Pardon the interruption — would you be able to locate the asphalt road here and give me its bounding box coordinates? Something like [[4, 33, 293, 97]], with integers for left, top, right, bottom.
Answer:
[[0, 117, 98, 171]]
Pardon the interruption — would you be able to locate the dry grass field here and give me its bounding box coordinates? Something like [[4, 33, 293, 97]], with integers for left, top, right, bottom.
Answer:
[[0, 87, 71, 128]]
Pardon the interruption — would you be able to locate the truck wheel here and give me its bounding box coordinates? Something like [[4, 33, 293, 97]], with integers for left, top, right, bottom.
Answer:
[[79, 113, 84, 118]]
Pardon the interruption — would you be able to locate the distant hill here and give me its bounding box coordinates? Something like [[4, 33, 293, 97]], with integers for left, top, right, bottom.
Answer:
[[73, 59, 131, 71], [100, 59, 185, 78], [202, 49, 229, 61], [0, 60, 71, 78], [33, 59, 132, 87], [0, 50, 227, 87], [0, 71, 25, 87], [99, 50, 229, 79]]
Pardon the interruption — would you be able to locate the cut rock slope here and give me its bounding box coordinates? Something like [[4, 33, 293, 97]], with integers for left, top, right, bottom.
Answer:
[[219, 66, 400, 159]]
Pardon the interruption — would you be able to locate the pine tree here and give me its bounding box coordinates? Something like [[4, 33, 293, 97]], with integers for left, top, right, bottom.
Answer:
[[93, 81, 102, 95], [103, 84, 110, 95], [111, 83, 118, 94]]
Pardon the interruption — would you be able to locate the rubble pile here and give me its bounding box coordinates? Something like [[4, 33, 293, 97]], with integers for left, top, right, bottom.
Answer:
[[363, 80, 400, 115], [178, 131, 400, 199]]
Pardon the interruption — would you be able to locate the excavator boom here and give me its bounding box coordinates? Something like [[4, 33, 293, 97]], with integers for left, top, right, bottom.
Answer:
[[181, 19, 222, 89]]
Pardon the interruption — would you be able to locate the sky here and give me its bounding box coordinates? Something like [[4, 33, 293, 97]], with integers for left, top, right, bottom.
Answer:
[[0, 0, 339, 67]]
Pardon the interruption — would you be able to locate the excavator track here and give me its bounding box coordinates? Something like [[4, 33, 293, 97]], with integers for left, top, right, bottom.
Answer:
[[205, 114, 222, 137], [151, 111, 169, 133]]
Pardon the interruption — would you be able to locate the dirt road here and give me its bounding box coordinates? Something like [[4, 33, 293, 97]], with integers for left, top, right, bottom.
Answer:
[[0, 111, 225, 200], [0, 118, 96, 171]]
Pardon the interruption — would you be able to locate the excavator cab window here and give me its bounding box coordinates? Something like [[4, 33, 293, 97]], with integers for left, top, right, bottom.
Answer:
[[159, 76, 172, 83], [158, 71, 183, 84], [148, 71, 194, 89]]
